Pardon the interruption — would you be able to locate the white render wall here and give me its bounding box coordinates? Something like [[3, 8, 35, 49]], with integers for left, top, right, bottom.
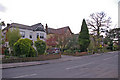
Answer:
[[33, 31, 46, 42], [9, 28, 46, 42]]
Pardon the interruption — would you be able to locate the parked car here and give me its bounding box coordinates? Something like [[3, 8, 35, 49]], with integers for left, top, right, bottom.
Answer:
[[47, 48, 60, 54]]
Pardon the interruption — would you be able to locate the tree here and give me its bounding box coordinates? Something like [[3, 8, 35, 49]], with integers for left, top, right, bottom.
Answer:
[[66, 34, 79, 50], [88, 35, 97, 54], [78, 19, 90, 52], [46, 35, 58, 47], [87, 12, 111, 37], [57, 34, 68, 50], [6, 28, 21, 49], [106, 28, 120, 50], [34, 40, 46, 55], [56, 31, 72, 52], [87, 12, 111, 51], [0, 21, 5, 45]]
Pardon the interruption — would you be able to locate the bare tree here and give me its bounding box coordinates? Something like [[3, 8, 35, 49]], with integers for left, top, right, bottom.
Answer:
[[87, 12, 111, 38]]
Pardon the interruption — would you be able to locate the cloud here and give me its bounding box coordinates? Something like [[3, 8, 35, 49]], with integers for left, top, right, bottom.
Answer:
[[0, 4, 6, 12]]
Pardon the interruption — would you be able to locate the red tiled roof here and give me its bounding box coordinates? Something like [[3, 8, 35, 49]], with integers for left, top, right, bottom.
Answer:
[[47, 26, 72, 34]]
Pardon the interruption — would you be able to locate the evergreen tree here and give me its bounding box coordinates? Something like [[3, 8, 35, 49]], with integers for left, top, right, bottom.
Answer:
[[78, 19, 90, 52]]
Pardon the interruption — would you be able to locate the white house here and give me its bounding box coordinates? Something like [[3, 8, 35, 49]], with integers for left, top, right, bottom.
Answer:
[[2, 23, 46, 47]]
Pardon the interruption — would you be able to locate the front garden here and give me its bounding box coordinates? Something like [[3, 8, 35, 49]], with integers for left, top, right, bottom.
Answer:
[[2, 38, 61, 63]]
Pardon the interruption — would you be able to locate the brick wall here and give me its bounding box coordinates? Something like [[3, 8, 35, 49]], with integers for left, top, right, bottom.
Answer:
[[2, 54, 61, 63]]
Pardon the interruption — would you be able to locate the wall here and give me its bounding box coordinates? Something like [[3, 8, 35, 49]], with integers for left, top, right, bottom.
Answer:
[[2, 54, 61, 63]]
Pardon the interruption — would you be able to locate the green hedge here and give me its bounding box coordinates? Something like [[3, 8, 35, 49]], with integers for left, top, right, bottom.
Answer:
[[34, 40, 46, 55], [13, 38, 36, 57]]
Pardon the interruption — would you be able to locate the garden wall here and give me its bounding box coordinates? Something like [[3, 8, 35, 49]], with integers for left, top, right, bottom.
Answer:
[[63, 52, 88, 56], [74, 52, 88, 56], [2, 54, 61, 63]]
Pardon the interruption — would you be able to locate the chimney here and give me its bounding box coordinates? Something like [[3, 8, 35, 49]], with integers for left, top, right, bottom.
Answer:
[[45, 24, 48, 34]]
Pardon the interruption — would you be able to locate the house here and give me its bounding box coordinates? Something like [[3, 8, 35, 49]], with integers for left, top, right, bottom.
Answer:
[[45, 24, 73, 47], [46, 24, 72, 35], [2, 23, 46, 47]]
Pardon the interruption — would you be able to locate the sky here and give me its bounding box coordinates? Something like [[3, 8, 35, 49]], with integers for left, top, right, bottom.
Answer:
[[0, 0, 119, 34]]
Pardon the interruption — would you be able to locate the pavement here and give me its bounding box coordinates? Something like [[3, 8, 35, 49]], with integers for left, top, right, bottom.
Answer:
[[2, 55, 83, 69], [2, 51, 118, 78], [1, 51, 119, 69]]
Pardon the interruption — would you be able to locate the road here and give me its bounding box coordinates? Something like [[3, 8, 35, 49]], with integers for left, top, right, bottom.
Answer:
[[2, 51, 118, 78]]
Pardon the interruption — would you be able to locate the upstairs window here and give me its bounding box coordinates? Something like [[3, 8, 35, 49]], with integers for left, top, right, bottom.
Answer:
[[40, 33, 44, 39], [36, 33, 39, 39], [29, 32, 32, 39], [20, 31, 25, 38]]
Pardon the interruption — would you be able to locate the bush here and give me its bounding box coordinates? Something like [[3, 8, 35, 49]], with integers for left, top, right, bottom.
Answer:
[[44, 53, 48, 55], [4, 48, 9, 56], [13, 38, 35, 57], [24, 38, 33, 46], [28, 46, 37, 57], [34, 40, 46, 55], [64, 49, 74, 54]]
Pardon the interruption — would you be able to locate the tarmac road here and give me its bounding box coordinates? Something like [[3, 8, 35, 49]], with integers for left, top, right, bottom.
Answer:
[[2, 51, 118, 78]]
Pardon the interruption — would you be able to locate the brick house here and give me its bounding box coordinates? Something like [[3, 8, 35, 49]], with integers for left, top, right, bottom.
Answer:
[[45, 24, 73, 48]]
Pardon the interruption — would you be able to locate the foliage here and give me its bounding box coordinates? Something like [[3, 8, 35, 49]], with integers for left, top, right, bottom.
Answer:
[[88, 35, 96, 54], [44, 53, 48, 55], [78, 19, 90, 52], [0, 21, 5, 44], [34, 40, 46, 55], [56, 31, 72, 51], [24, 38, 33, 46], [103, 36, 112, 45], [4, 48, 9, 56], [107, 41, 113, 51], [28, 46, 36, 57], [66, 34, 79, 50], [0, 30, 2, 45], [13, 38, 36, 57], [46, 35, 57, 47], [6, 28, 21, 48], [87, 12, 111, 50], [64, 49, 73, 53], [57, 34, 68, 50], [106, 28, 120, 50], [106, 28, 120, 40]]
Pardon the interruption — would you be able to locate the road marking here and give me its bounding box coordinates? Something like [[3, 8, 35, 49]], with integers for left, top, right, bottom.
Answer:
[[12, 73, 37, 78], [66, 62, 94, 70], [103, 57, 113, 60], [103, 55, 118, 60]]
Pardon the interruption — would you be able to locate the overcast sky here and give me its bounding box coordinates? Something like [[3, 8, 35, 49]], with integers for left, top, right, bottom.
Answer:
[[0, 0, 119, 34]]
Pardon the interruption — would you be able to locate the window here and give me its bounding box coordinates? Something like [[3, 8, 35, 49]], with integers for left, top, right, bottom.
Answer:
[[40, 33, 44, 39], [29, 32, 32, 39], [20, 31, 25, 38], [36, 33, 39, 38]]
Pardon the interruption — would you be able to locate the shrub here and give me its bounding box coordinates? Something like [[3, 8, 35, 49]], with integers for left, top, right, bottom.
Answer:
[[34, 40, 46, 55], [13, 38, 35, 57], [4, 48, 9, 56], [44, 53, 48, 55], [28, 46, 36, 57], [64, 49, 74, 54], [24, 38, 33, 46]]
